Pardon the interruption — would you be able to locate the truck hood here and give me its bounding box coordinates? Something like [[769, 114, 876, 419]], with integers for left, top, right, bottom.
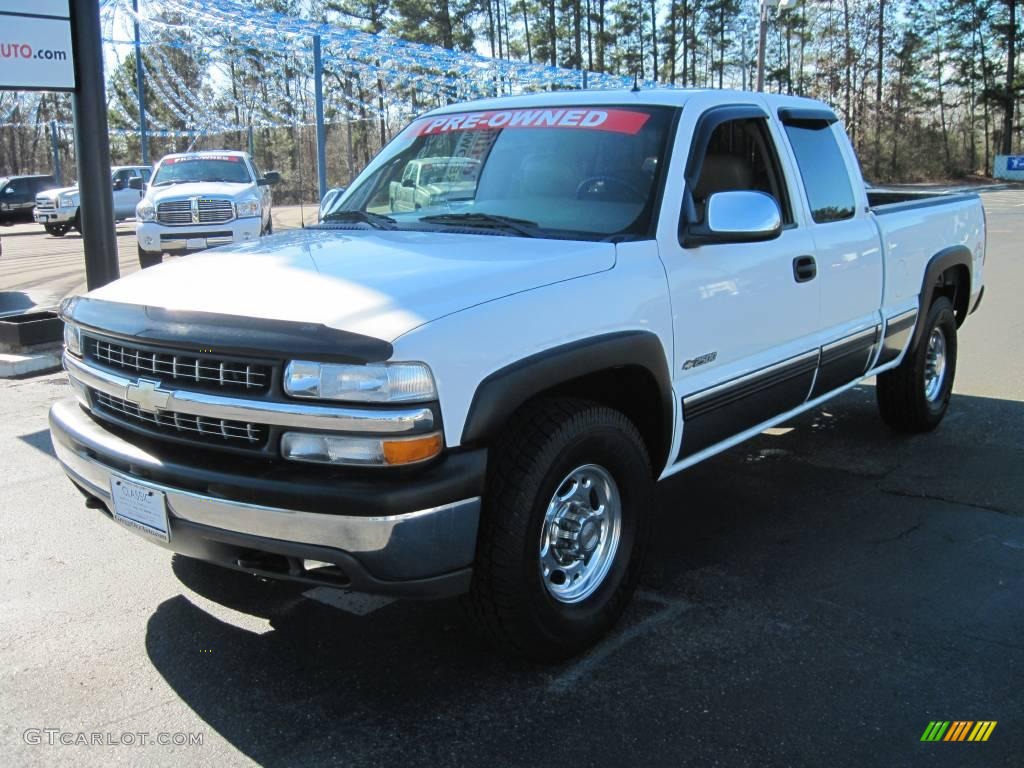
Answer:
[[37, 185, 77, 201], [87, 229, 616, 341], [145, 181, 256, 203]]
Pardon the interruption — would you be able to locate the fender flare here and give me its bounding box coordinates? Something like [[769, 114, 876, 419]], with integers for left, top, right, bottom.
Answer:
[[910, 244, 972, 351], [460, 331, 674, 456]]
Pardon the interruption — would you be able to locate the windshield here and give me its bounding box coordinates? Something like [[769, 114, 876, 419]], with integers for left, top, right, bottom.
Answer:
[[152, 155, 251, 186], [326, 105, 674, 240]]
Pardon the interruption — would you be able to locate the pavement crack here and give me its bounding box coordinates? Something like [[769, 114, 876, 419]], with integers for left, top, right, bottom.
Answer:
[[869, 513, 924, 545], [879, 487, 1017, 517]]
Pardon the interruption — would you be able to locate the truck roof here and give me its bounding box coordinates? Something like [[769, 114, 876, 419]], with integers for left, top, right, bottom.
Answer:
[[418, 88, 834, 120]]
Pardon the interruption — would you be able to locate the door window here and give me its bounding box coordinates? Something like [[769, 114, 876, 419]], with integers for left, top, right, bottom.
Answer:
[[687, 117, 792, 227], [782, 120, 856, 223]]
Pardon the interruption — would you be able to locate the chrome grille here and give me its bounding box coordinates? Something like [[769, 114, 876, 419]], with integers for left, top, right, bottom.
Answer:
[[35, 196, 55, 211], [156, 198, 235, 226], [85, 337, 270, 393], [93, 391, 266, 446]]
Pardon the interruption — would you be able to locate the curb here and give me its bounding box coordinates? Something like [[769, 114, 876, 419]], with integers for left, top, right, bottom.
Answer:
[[0, 350, 62, 378]]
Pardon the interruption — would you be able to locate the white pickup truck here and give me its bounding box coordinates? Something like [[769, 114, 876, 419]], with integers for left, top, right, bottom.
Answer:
[[51, 90, 985, 660], [133, 150, 280, 268], [33, 166, 151, 236]]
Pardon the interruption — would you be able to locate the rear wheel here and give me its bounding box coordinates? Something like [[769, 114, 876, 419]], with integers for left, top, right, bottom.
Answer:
[[465, 398, 653, 661], [877, 296, 957, 432], [138, 245, 162, 269]]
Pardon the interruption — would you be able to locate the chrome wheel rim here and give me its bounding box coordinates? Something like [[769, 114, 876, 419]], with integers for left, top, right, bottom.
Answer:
[[923, 327, 947, 402], [539, 464, 622, 604]]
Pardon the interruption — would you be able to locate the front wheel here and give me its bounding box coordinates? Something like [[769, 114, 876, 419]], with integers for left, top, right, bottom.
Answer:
[[465, 398, 653, 661], [44, 224, 67, 237], [876, 296, 957, 432]]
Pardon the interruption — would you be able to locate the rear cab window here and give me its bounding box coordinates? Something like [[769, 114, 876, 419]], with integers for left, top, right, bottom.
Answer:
[[780, 116, 856, 224]]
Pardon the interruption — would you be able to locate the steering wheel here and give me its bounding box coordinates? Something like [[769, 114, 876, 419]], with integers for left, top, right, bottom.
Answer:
[[575, 175, 647, 201]]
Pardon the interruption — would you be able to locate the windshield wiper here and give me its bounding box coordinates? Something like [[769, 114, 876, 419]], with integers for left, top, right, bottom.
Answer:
[[418, 212, 541, 238], [151, 180, 184, 187], [321, 210, 398, 229]]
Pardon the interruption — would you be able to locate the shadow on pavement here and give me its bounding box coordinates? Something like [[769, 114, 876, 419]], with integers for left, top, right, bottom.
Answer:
[[146, 386, 1024, 767], [0, 291, 36, 315], [17, 428, 56, 458]]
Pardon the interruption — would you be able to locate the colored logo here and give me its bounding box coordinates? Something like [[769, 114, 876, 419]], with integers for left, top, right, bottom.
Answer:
[[920, 721, 997, 742]]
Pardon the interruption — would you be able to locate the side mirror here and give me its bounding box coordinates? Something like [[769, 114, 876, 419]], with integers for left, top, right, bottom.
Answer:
[[127, 177, 143, 190], [318, 187, 347, 222], [402, 178, 415, 188], [684, 190, 782, 248], [258, 171, 282, 186], [111, 178, 126, 191]]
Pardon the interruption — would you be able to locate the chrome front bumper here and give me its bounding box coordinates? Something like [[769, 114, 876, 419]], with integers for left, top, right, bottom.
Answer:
[[49, 399, 480, 597]]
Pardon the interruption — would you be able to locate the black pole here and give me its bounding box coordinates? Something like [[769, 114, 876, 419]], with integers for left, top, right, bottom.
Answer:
[[50, 121, 62, 186], [70, 0, 119, 290]]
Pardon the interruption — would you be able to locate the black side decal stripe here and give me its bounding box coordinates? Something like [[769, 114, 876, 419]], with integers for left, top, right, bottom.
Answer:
[[810, 326, 880, 398], [876, 310, 917, 366], [685, 354, 817, 419], [679, 351, 818, 459]]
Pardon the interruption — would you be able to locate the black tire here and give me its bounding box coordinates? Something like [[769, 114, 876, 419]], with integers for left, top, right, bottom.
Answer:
[[877, 296, 957, 432], [138, 245, 163, 269], [264, 217, 273, 236], [44, 224, 67, 237], [70, 211, 81, 232], [465, 398, 654, 661]]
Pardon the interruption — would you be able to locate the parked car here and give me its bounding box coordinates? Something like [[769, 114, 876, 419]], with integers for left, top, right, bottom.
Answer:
[[51, 90, 985, 660], [0, 175, 57, 222], [33, 166, 151, 236], [387, 157, 480, 211], [133, 150, 280, 268]]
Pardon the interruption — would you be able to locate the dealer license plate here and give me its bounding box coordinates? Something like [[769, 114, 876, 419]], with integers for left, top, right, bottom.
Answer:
[[109, 475, 169, 542]]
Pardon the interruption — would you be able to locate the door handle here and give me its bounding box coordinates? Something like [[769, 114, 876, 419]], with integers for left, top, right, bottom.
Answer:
[[793, 255, 817, 283]]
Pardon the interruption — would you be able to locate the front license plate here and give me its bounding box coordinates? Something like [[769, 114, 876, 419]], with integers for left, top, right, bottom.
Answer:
[[109, 475, 169, 542], [186, 238, 206, 250], [38, 215, 49, 222]]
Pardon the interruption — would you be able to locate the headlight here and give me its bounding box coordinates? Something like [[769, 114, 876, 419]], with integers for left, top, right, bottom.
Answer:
[[136, 200, 155, 222], [281, 432, 443, 467], [235, 197, 261, 218], [63, 322, 82, 357], [58, 193, 78, 208], [284, 361, 437, 403]]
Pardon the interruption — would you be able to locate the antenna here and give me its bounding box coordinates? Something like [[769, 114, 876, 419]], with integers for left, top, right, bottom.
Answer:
[[631, 72, 640, 93]]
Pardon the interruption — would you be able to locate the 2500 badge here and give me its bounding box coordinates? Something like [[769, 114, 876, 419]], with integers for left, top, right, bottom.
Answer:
[[682, 352, 717, 370]]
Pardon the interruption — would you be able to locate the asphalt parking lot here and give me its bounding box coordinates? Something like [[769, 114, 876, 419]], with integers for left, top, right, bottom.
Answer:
[[1, 190, 1023, 767], [0, 205, 314, 314]]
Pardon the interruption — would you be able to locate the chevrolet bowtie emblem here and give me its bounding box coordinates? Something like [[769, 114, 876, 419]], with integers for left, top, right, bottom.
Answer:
[[125, 379, 171, 412]]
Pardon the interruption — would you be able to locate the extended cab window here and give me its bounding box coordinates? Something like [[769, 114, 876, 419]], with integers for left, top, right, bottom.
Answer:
[[688, 117, 792, 226], [330, 105, 674, 240], [782, 120, 856, 223]]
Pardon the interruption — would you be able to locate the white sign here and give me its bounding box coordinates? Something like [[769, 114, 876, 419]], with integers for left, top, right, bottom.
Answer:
[[0, 2, 75, 91], [10, 1, 71, 18]]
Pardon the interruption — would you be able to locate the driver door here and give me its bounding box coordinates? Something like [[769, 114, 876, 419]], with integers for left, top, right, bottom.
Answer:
[[660, 106, 821, 463]]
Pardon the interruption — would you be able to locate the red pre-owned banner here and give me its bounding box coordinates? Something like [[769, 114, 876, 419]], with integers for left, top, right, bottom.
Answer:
[[413, 108, 651, 137]]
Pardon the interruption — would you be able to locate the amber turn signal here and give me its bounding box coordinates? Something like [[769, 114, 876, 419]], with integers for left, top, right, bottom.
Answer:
[[382, 433, 444, 465]]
